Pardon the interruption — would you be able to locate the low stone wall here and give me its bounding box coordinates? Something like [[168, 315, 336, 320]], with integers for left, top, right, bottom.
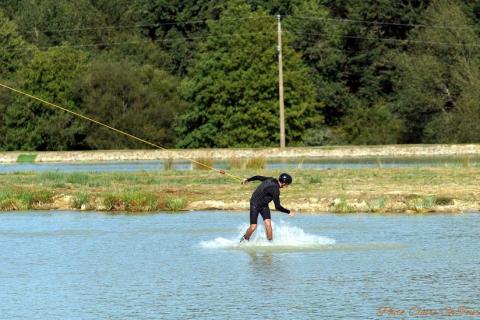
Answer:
[[1, 144, 480, 163]]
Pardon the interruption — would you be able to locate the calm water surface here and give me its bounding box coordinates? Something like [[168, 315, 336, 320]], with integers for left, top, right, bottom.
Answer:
[[2, 156, 480, 173], [0, 211, 479, 319]]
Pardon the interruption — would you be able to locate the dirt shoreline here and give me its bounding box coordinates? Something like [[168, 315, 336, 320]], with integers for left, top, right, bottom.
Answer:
[[2, 144, 480, 163], [21, 195, 480, 214]]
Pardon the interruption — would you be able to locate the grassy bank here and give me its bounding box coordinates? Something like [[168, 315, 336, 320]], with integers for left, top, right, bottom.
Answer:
[[0, 167, 479, 213]]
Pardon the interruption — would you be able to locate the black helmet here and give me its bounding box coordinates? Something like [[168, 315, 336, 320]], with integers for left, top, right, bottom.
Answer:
[[279, 173, 292, 185]]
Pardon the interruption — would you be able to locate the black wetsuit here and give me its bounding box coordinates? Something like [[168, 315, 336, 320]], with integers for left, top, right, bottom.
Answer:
[[246, 176, 290, 224]]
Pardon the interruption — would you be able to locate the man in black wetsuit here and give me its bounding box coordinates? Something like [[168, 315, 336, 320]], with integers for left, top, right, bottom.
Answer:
[[240, 173, 294, 242]]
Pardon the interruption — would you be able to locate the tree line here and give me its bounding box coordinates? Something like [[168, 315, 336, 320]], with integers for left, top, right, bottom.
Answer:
[[1, 0, 480, 151]]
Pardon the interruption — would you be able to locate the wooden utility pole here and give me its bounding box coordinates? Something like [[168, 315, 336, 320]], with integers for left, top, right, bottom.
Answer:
[[277, 14, 285, 148]]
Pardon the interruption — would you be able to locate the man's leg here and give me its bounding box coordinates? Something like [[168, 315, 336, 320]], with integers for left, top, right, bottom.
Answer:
[[260, 207, 273, 241], [243, 224, 257, 240], [263, 219, 273, 241], [241, 206, 259, 242]]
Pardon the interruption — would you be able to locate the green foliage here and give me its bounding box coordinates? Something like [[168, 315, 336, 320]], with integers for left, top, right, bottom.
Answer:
[[66, 173, 90, 186], [130, 0, 226, 75], [228, 158, 245, 169], [101, 193, 122, 211], [77, 59, 187, 149], [245, 157, 266, 170], [308, 175, 322, 184], [122, 191, 159, 211], [331, 197, 354, 213], [367, 197, 386, 213], [0, 9, 32, 77], [164, 197, 188, 212], [164, 159, 175, 171], [286, 0, 350, 128], [177, 1, 323, 148], [394, 0, 480, 143], [16, 153, 37, 163], [72, 192, 90, 209], [405, 195, 436, 213], [0, 188, 53, 210], [2, 1, 480, 149], [435, 196, 454, 206], [3, 45, 88, 151], [340, 101, 405, 144], [14, 0, 106, 46]]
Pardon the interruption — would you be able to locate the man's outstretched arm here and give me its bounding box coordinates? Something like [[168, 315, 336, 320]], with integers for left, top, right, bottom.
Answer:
[[242, 176, 269, 184]]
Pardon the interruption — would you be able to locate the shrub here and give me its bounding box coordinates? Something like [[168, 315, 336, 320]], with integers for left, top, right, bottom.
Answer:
[[406, 196, 436, 212], [309, 176, 322, 184], [435, 196, 454, 206], [73, 192, 90, 210], [245, 157, 266, 170], [122, 191, 159, 211], [17, 154, 37, 163], [331, 197, 354, 213], [228, 158, 245, 169], [164, 197, 188, 212], [164, 158, 174, 171], [367, 197, 386, 213]]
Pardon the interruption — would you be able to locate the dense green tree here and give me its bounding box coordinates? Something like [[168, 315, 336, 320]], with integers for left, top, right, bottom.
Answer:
[[423, 60, 480, 143], [177, 1, 323, 148], [246, 0, 301, 15], [77, 60, 187, 149], [99, 33, 175, 72], [130, 0, 226, 75], [0, 9, 32, 77], [285, 0, 353, 128], [3, 45, 88, 150], [2, 0, 480, 149], [339, 101, 405, 144], [13, 0, 106, 47], [394, 0, 480, 142]]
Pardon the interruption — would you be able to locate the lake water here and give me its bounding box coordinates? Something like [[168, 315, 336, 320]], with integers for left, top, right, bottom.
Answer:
[[0, 211, 479, 319], [1, 156, 479, 173]]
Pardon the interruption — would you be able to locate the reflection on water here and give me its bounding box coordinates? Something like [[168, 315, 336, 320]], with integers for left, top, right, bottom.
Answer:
[[0, 211, 479, 319]]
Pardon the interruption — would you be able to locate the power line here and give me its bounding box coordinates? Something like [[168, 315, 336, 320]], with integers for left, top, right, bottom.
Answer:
[[18, 14, 478, 36], [287, 15, 477, 32], [19, 16, 275, 34], [4, 22, 478, 55], [2, 30, 277, 53], [284, 30, 480, 49]]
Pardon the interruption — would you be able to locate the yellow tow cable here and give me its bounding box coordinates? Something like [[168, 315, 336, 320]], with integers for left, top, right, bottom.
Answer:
[[0, 82, 244, 182]]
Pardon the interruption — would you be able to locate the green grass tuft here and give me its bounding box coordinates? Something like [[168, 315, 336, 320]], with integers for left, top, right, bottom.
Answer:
[[331, 197, 354, 213], [228, 158, 245, 169], [435, 196, 454, 206], [164, 197, 188, 212], [367, 197, 386, 213], [245, 157, 266, 170], [72, 192, 90, 210], [406, 196, 436, 212], [16, 154, 37, 163], [0, 188, 53, 210], [66, 173, 90, 185], [164, 158, 175, 171], [308, 176, 322, 184], [122, 191, 159, 211]]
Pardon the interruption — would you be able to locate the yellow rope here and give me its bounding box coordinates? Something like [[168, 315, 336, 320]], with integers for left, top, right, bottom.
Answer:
[[0, 82, 244, 182]]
